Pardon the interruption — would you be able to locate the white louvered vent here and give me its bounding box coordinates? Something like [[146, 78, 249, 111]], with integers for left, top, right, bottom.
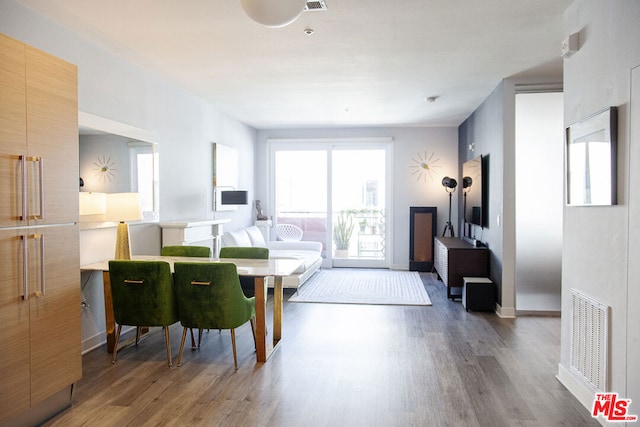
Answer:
[[570, 289, 609, 392], [305, 0, 327, 12]]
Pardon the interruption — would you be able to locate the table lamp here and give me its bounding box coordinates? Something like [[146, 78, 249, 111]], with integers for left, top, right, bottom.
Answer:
[[79, 192, 107, 219], [106, 192, 143, 260]]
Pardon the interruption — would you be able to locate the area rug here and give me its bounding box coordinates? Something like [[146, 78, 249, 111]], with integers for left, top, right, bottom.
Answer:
[[288, 268, 431, 306]]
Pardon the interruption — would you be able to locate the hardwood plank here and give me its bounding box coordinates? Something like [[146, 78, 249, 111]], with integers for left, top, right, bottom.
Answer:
[[44, 272, 598, 427]]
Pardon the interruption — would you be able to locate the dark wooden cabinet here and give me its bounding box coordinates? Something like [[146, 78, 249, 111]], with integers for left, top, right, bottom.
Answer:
[[434, 237, 489, 299], [409, 207, 437, 271]]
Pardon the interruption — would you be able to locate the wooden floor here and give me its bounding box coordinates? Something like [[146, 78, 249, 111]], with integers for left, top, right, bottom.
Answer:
[[46, 272, 597, 427]]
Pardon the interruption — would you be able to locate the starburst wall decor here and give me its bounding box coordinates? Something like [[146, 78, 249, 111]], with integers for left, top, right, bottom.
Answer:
[[93, 155, 117, 183], [410, 150, 441, 182]]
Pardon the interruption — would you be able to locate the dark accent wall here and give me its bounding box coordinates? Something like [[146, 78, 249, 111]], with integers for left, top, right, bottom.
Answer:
[[458, 82, 506, 306]]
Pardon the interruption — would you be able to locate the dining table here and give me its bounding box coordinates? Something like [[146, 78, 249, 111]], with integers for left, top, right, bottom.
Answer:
[[81, 255, 304, 363]]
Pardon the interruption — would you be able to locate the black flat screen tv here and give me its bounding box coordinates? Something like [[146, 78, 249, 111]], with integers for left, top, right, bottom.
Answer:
[[462, 155, 483, 227]]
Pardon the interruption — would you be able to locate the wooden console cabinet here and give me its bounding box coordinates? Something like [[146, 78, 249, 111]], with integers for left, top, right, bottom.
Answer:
[[434, 237, 489, 299]]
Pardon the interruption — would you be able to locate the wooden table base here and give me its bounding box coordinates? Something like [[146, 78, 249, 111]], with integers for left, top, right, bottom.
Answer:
[[102, 271, 283, 362], [254, 276, 283, 362]]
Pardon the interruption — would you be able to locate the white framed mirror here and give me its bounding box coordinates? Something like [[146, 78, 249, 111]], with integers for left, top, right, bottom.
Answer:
[[212, 142, 238, 211], [565, 107, 618, 206], [79, 112, 159, 228]]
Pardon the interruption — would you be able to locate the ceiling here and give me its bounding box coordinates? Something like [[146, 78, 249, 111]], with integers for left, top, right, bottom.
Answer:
[[15, 0, 572, 130]]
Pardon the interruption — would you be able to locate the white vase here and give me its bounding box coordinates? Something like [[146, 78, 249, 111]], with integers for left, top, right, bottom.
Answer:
[[334, 249, 349, 258]]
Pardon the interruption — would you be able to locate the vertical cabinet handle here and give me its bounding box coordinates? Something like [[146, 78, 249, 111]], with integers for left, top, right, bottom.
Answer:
[[19, 234, 46, 299], [19, 155, 27, 221], [27, 156, 45, 220], [17, 155, 45, 221], [32, 233, 45, 296], [37, 157, 44, 220], [21, 235, 28, 300]]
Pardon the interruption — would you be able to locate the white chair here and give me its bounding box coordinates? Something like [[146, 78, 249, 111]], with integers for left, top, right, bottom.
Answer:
[[275, 223, 303, 241]]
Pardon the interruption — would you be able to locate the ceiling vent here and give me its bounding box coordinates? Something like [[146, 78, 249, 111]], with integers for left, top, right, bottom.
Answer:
[[304, 0, 327, 12]]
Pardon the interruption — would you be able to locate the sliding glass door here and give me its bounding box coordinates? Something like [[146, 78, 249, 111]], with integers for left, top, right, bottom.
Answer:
[[271, 141, 391, 268], [331, 148, 387, 267], [273, 150, 328, 258]]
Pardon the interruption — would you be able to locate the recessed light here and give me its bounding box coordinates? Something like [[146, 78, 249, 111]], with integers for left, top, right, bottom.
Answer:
[[426, 96, 439, 103], [304, 28, 314, 35]]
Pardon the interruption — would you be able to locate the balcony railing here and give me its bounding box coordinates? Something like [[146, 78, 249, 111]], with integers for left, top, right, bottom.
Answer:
[[276, 208, 385, 259]]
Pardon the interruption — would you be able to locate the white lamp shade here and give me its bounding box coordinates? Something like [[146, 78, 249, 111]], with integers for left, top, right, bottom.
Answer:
[[240, 0, 306, 28], [79, 192, 106, 215], [106, 192, 143, 222]]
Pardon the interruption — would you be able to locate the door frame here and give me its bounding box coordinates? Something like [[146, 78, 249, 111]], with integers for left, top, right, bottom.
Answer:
[[267, 137, 393, 268]]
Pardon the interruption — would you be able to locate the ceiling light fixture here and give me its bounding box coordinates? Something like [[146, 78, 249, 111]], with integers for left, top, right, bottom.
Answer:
[[240, 0, 307, 28], [304, 28, 314, 35], [426, 96, 439, 103]]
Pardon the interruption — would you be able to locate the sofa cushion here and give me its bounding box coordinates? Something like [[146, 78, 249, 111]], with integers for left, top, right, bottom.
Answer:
[[267, 240, 323, 253], [268, 249, 321, 274], [221, 228, 252, 247], [245, 226, 267, 247], [221, 226, 323, 288]]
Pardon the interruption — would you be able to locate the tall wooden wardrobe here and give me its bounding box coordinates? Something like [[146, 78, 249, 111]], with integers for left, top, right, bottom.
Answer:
[[0, 33, 81, 425]]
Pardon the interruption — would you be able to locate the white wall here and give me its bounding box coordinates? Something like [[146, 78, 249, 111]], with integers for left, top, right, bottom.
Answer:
[[558, 0, 640, 416], [515, 92, 563, 313], [0, 1, 256, 230], [628, 64, 640, 426], [1, 0, 257, 352], [79, 134, 132, 193], [255, 127, 459, 269]]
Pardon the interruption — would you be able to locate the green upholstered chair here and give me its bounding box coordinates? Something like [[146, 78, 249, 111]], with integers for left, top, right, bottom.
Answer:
[[108, 260, 179, 367], [219, 246, 269, 297], [219, 246, 269, 259], [161, 245, 212, 257], [161, 245, 211, 348], [173, 262, 256, 370]]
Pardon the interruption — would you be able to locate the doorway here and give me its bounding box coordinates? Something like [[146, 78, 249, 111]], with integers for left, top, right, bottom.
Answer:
[[270, 140, 391, 268], [514, 92, 564, 313]]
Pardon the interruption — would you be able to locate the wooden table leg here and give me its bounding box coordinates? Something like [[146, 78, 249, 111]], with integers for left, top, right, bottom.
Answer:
[[253, 275, 283, 363], [254, 276, 268, 362], [273, 276, 283, 345], [102, 271, 116, 353]]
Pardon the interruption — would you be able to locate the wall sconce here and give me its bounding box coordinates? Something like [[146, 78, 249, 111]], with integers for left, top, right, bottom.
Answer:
[[106, 193, 142, 260], [220, 190, 249, 205]]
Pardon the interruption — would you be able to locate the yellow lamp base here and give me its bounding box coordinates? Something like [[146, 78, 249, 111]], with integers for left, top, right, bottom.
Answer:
[[114, 222, 132, 260]]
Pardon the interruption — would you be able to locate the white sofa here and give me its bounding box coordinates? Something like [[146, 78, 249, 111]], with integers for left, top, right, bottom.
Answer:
[[221, 225, 323, 288]]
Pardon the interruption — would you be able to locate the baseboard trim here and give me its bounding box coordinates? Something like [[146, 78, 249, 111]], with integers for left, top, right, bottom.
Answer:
[[495, 303, 516, 318], [82, 325, 136, 355], [556, 363, 607, 425], [516, 310, 561, 317], [82, 332, 105, 354]]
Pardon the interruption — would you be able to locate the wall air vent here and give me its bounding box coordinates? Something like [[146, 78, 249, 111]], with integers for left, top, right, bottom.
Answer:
[[305, 0, 327, 12], [570, 289, 609, 393]]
